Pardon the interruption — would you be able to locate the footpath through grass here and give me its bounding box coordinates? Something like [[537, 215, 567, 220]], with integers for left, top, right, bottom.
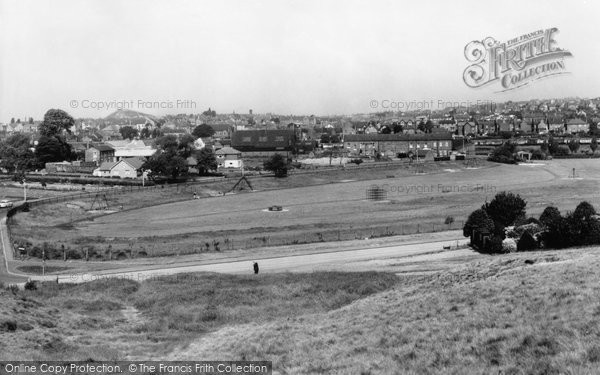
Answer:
[[0, 271, 398, 360]]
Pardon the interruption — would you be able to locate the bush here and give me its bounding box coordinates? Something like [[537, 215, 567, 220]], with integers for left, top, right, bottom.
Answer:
[[553, 146, 570, 156], [488, 142, 518, 164], [66, 249, 82, 260], [573, 201, 596, 221], [263, 154, 288, 178], [463, 209, 494, 237], [349, 158, 363, 165], [0, 320, 17, 332], [445, 216, 455, 225], [540, 206, 561, 228], [501, 238, 517, 253], [531, 149, 547, 160], [487, 235, 504, 253], [517, 232, 538, 251], [483, 191, 527, 229], [24, 280, 37, 291]]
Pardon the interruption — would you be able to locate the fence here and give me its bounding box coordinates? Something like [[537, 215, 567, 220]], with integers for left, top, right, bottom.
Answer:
[[6, 217, 467, 261], [5, 165, 470, 260]]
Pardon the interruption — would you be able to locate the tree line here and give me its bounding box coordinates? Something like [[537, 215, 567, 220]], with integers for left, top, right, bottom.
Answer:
[[464, 191, 600, 253]]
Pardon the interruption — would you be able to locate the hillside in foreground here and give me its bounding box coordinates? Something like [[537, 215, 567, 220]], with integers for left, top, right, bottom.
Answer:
[[168, 248, 600, 374], [2, 247, 600, 374]]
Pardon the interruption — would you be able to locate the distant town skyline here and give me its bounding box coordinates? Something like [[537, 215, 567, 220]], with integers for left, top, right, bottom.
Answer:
[[1, 0, 599, 122]]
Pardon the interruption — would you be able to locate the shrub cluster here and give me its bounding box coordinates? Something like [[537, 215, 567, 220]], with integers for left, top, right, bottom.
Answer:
[[488, 142, 518, 164], [464, 191, 600, 253]]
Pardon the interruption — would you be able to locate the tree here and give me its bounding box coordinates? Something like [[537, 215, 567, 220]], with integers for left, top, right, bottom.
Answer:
[[155, 134, 179, 153], [539, 206, 562, 228], [591, 137, 598, 154], [195, 148, 217, 175], [540, 140, 549, 154], [548, 136, 560, 155], [392, 123, 403, 134], [119, 126, 138, 140], [151, 128, 163, 138], [143, 134, 196, 181], [567, 139, 580, 153], [28, 117, 34, 124], [39, 109, 75, 137], [10, 118, 15, 124], [589, 120, 599, 136], [0, 134, 36, 172], [263, 153, 288, 177], [418, 120, 434, 134], [488, 142, 518, 164], [142, 152, 187, 181], [35, 135, 74, 165], [573, 201, 596, 222], [483, 191, 527, 229], [177, 134, 196, 159], [192, 124, 215, 138], [140, 127, 151, 139], [463, 208, 494, 238]]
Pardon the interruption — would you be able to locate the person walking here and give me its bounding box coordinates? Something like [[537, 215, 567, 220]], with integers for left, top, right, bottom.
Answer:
[[253, 262, 259, 274]]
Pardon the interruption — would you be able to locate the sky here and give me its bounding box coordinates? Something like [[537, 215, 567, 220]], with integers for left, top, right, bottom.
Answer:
[[1, 0, 599, 122]]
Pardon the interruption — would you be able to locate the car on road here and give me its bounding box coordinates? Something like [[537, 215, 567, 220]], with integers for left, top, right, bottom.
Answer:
[[0, 199, 13, 208]]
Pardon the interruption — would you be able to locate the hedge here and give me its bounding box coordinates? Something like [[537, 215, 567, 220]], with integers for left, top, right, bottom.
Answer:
[[22, 174, 155, 186]]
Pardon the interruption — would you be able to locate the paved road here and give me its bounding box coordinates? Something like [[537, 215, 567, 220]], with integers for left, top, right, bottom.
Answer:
[[28, 237, 468, 284], [0, 213, 27, 284]]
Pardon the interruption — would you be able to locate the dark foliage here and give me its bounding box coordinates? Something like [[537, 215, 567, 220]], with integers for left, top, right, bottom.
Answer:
[[517, 232, 538, 251], [263, 154, 288, 178]]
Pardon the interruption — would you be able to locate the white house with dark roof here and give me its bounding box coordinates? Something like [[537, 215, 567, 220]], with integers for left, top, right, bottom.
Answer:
[[215, 146, 242, 168], [93, 158, 144, 179]]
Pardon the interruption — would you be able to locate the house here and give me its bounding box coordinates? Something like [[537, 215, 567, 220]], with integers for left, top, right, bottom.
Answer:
[[215, 146, 242, 168], [231, 130, 296, 158], [566, 118, 589, 134], [459, 121, 478, 136], [211, 124, 233, 139], [99, 124, 120, 140], [93, 161, 118, 177], [438, 119, 457, 133], [92, 158, 143, 179], [497, 119, 514, 133], [343, 132, 453, 158], [537, 119, 549, 134], [547, 117, 565, 133], [85, 144, 115, 165]]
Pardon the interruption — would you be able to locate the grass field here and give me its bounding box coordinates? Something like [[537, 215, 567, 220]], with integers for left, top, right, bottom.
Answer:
[[3, 247, 600, 373], [167, 248, 600, 374], [0, 271, 397, 360], [8, 159, 600, 262]]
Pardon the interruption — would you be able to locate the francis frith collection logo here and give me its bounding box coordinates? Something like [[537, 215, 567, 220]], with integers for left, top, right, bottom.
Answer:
[[463, 27, 573, 92]]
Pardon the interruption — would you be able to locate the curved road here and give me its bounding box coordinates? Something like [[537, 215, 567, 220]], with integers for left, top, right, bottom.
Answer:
[[12, 236, 468, 284]]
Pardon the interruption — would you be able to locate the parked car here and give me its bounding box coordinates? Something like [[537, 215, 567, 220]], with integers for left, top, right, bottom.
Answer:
[[0, 199, 13, 208]]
